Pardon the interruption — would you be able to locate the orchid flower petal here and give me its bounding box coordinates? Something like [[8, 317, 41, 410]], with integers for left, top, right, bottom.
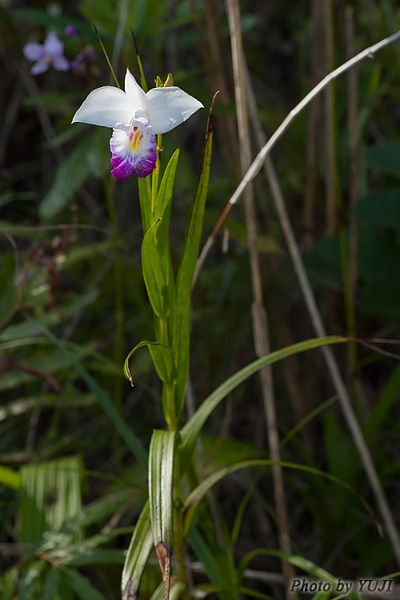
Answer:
[[124, 68, 146, 110], [31, 60, 50, 75], [72, 87, 134, 128], [110, 118, 157, 180], [53, 55, 70, 71], [44, 31, 64, 58], [23, 42, 44, 61], [145, 86, 203, 134]]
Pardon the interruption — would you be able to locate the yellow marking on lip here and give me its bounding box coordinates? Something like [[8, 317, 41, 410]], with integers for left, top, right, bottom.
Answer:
[[129, 127, 143, 152]]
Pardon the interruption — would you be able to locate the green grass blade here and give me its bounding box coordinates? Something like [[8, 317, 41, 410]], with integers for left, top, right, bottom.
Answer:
[[238, 548, 337, 586], [43, 568, 61, 600], [184, 457, 369, 537], [0, 465, 21, 490], [121, 501, 153, 600], [0, 567, 18, 600], [36, 319, 148, 466], [173, 99, 215, 417], [62, 567, 108, 600], [149, 430, 178, 599], [19, 456, 83, 544], [188, 527, 234, 600], [180, 336, 346, 463]]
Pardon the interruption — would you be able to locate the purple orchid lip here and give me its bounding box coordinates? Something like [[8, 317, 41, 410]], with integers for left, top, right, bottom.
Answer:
[[109, 118, 157, 180]]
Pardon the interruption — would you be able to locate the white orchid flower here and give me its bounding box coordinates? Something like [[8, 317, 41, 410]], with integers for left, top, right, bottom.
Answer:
[[72, 68, 203, 179]]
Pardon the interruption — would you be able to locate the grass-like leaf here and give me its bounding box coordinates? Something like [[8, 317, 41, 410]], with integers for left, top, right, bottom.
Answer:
[[62, 567, 108, 600], [149, 430, 178, 600], [121, 501, 153, 600], [36, 319, 148, 466], [173, 98, 215, 417], [39, 135, 101, 220], [184, 458, 370, 538], [180, 336, 346, 464], [0, 465, 21, 490], [19, 456, 83, 544]]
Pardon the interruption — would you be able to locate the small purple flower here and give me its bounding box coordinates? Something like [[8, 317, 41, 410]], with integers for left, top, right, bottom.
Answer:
[[23, 32, 69, 75], [65, 24, 78, 36], [70, 46, 95, 73]]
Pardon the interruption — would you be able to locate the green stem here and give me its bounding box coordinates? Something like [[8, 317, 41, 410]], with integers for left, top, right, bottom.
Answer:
[[160, 316, 176, 431], [151, 134, 163, 216]]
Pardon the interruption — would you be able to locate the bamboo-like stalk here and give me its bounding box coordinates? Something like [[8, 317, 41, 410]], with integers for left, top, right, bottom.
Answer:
[[193, 25, 400, 566], [244, 73, 400, 569], [322, 0, 336, 237], [193, 28, 400, 284], [303, 0, 322, 251], [190, 0, 239, 177], [225, 0, 295, 594], [345, 7, 361, 408]]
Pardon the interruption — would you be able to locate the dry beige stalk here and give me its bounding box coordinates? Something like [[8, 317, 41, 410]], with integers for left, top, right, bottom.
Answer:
[[225, 0, 295, 594]]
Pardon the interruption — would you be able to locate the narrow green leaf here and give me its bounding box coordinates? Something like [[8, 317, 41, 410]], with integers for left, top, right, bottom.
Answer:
[[238, 548, 336, 586], [188, 528, 233, 600], [138, 176, 153, 233], [180, 336, 346, 464], [149, 430, 178, 599], [19, 561, 45, 600], [62, 567, 108, 600], [0, 465, 21, 490], [19, 456, 83, 544], [184, 458, 368, 538], [39, 135, 101, 219], [43, 568, 61, 600], [93, 23, 120, 88], [173, 99, 215, 416], [0, 567, 18, 600], [142, 220, 168, 318], [124, 340, 176, 385], [121, 502, 153, 600], [36, 319, 148, 466]]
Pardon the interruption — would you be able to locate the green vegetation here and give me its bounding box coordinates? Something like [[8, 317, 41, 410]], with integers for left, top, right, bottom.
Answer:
[[2, 1, 400, 599]]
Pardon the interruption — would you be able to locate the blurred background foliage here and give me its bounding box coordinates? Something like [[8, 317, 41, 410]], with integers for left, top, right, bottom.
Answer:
[[1, 0, 400, 598]]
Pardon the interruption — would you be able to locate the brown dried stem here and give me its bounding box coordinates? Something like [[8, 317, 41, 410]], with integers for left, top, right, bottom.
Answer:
[[225, 0, 294, 593]]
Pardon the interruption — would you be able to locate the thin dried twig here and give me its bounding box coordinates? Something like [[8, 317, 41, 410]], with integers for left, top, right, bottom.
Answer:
[[225, 0, 294, 594], [303, 0, 322, 250], [322, 0, 336, 236], [345, 7, 361, 401], [193, 29, 400, 281], [244, 69, 400, 568]]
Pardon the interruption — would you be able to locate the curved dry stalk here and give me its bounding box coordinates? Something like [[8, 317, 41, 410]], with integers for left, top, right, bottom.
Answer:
[[244, 69, 400, 568], [225, 0, 295, 594], [194, 29, 400, 281]]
